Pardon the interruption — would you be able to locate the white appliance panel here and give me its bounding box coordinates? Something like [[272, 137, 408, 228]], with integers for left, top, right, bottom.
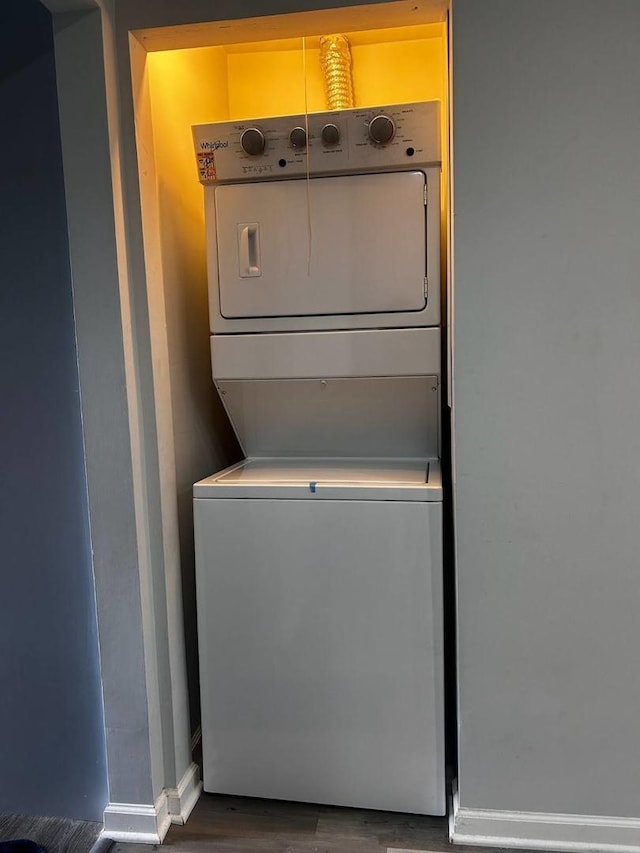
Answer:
[[210, 328, 441, 380], [206, 167, 440, 334], [194, 496, 445, 815], [215, 376, 440, 459], [193, 101, 440, 184], [215, 172, 426, 319]]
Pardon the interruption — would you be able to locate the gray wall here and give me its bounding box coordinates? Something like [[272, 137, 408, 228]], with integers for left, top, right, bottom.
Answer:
[[0, 0, 107, 822], [453, 0, 640, 817], [53, 6, 159, 807]]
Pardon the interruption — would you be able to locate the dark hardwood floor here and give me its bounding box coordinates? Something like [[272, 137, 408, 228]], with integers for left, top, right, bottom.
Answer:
[[113, 793, 504, 853], [0, 813, 101, 853]]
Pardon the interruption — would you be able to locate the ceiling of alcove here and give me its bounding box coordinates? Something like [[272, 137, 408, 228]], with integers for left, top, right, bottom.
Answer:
[[132, 0, 448, 53]]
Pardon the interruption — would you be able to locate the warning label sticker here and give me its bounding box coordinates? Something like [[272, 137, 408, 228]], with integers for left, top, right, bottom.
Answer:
[[197, 151, 217, 184]]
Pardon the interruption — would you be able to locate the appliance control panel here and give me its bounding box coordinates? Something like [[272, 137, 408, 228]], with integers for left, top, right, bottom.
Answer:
[[193, 100, 440, 184]]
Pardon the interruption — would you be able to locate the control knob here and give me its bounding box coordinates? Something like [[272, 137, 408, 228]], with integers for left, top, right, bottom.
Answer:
[[368, 114, 395, 145], [289, 126, 307, 149], [321, 123, 340, 146], [240, 127, 266, 156]]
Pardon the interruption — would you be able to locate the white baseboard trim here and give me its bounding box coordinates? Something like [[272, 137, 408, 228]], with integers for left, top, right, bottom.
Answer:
[[102, 792, 171, 844], [167, 761, 203, 825], [451, 786, 640, 853]]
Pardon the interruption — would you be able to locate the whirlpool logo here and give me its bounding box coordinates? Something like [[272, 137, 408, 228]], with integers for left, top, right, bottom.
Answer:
[[200, 139, 229, 151]]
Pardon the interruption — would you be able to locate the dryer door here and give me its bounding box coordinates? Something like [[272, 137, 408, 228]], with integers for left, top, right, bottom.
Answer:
[[215, 171, 427, 319]]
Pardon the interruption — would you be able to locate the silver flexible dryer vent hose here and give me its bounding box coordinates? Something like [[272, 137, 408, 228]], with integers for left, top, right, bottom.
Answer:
[[319, 34, 354, 110]]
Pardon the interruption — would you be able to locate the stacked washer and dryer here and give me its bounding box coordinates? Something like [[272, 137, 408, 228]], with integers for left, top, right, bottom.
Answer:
[[192, 100, 444, 815]]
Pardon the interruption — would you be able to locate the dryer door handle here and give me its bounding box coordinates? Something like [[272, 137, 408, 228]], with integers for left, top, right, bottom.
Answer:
[[238, 223, 261, 278]]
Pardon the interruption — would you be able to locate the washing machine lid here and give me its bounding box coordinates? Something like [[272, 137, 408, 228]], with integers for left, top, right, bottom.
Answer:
[[193, 457, 442, 502]]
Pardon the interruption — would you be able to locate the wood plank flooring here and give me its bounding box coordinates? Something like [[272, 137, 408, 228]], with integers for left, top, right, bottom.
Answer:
[[113, 793, 503, 853], [0, 813, 101, 853]]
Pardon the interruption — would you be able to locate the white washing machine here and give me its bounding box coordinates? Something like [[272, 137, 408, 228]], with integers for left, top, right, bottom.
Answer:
[[192, 101, 445, 815], [194, 458, 443, 814]]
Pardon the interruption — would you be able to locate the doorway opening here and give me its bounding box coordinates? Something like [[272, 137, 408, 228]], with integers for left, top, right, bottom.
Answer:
[[128, 0, 452, 792]]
